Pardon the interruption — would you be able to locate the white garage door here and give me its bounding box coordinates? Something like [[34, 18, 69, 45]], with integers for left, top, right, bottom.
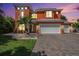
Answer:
[[40, 24, 60, 34]]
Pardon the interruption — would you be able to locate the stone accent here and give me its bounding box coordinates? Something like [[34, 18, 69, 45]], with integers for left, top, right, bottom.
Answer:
[[68, 24, 74, 33], [60, 24, 64, 34], [36, 25, 40, 34]]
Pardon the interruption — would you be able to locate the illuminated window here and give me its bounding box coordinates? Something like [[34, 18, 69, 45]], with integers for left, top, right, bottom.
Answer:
[[46, 11, 52, 18], [25, 7, 27, 10], [17, 7, 20, 10], [21, 11, 24, 18], [32, 13, 37, 18]]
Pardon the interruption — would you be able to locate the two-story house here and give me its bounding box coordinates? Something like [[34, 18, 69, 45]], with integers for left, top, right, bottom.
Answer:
[[14, 4, 72, 34], [31, 8, 66, 34]]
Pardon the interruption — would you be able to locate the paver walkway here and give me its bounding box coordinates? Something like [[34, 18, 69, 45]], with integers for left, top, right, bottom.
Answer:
[[32, 34, 79, 56]]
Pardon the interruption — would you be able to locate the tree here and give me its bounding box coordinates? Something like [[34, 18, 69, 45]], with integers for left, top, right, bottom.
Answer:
[[0, 9, 5, 23], [0, 9, 5, 24], [72, 22, 79, 29], [0, 9, 15, 33], [4, 16, 15, 32], [72, 22, 79, 32], [77, 18, 79, 22], [0, 16, 15, 33], [0, 9, 5, 33], [60, 15, 67, 21]]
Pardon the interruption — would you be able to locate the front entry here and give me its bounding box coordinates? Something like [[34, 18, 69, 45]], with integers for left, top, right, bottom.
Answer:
[[40, 24, 60, 34]]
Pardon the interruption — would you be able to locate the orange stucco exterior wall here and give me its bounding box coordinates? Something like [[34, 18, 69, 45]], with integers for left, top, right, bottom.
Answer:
[[24, 8, 30, 17], [15, 9, 20, 21], [15, 7, 30, 20], [36, 11, 61, 20], [54, 11, 61, 19], [37, 12, 45, 19], [15, 7, 31, 33]]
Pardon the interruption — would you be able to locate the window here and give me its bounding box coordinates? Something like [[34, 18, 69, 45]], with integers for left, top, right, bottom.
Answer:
[[21, 11, 24, 18], [32, 13, 37, 18], [46, 11, 52, 18]]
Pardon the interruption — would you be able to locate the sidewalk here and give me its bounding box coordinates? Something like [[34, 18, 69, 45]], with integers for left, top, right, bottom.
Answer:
[[4, 33, 38, 40]]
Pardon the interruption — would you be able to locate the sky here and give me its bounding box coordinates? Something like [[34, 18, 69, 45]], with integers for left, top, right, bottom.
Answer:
[[0, 3, 79, 22]]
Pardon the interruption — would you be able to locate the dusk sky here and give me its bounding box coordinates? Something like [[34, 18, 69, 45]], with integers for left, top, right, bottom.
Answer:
[[0, 3, 79, 22]]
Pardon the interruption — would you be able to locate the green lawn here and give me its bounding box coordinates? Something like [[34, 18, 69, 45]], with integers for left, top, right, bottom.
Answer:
[[0, 35, 36, 56]]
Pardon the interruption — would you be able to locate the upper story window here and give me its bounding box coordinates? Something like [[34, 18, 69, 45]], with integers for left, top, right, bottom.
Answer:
[[21, 11, 24, 18], [32, 13, 37, 19], [46, 11, 52, 18]]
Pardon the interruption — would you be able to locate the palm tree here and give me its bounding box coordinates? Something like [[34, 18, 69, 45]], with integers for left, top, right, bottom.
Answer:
[[23, 16, 32, 34]]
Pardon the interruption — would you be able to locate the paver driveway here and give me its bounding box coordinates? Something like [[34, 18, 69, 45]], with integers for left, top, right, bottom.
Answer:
[[32, 33, 79, 56]]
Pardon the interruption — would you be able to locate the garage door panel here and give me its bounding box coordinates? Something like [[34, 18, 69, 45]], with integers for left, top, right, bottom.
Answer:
[[40, 24, 60, 34], [40, 24, 60, 27]]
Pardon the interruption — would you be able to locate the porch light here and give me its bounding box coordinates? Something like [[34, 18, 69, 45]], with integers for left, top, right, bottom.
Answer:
[[21, 7, 24, 10], [25, 7, 27, 10], [17, 7, 20, 10], [56, 11, 59, 14]]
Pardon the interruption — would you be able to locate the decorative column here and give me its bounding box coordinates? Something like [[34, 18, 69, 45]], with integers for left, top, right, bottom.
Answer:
[[36, 24, 40, 34], [60, 23, 64, 34], [68, 24, 73, 33]]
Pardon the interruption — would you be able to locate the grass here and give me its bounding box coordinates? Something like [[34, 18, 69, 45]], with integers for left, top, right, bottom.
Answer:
[[0, 35, 36, 56]]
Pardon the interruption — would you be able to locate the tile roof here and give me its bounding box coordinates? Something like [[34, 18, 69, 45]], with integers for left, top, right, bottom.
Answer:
[[35, 8, 63, 12]]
